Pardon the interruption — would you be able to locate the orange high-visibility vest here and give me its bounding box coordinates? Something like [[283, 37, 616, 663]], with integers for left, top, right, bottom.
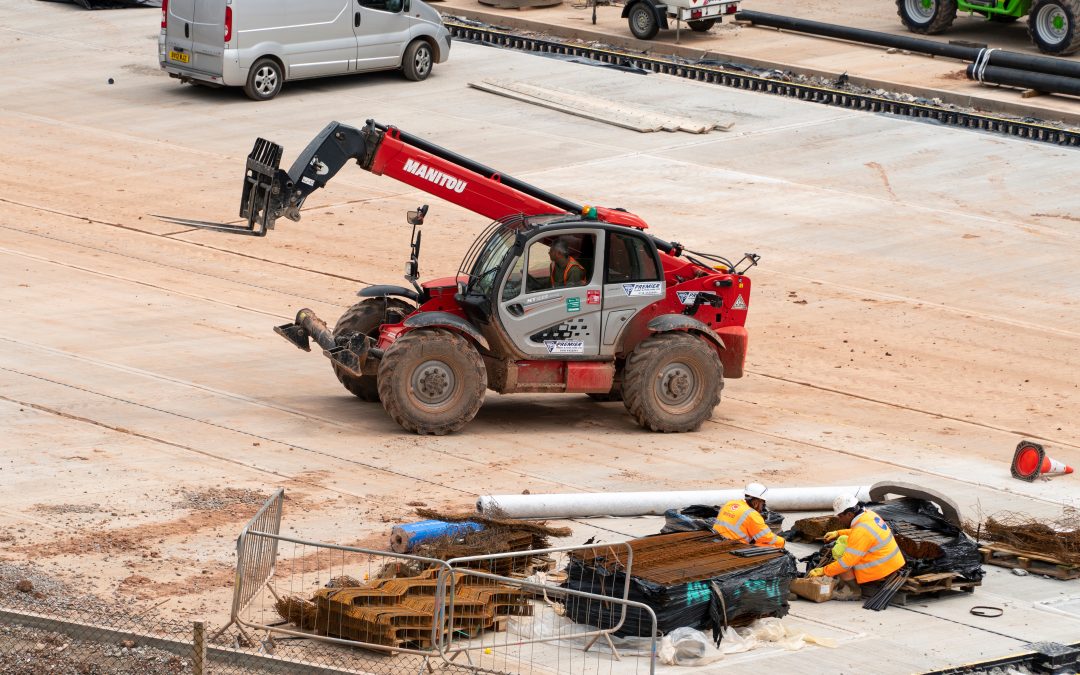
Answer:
[[712, 500, 785, 549], [550, 256, 585, 286], [824, 509, 906, 583]]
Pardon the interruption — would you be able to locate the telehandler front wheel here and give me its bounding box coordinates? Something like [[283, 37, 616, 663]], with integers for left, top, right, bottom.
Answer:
[[332, 298, 413, 402], [378, 329, 487, 435], [896, 0, 957, 34], [622, 332, 722, 433]]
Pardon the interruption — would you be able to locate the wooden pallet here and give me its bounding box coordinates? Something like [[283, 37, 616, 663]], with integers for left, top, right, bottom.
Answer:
[[885, 572, 980, 606], [980, 544, 1080, 580]]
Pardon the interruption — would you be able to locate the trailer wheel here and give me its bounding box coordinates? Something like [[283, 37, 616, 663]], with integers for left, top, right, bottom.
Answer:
[[628, 2, 660, 40], [402, 40, 434, 81], [332, 298, 413, 402], [1029, 0, 1080, 55], [688, 19, 717, 32], [244, 57, 283, 101], [896, 0, 957, 34], [378, 329, 487, 435], [622, 332, 722, 433]]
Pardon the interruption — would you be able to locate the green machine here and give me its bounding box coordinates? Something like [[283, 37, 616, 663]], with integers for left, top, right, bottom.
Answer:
[[896, 0, 1080, 54]]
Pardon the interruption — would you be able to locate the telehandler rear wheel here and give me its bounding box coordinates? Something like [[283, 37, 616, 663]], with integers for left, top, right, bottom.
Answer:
[[378, 329, 487, 435], [622, 332, 722, 432], [332, 298, 413, 402]]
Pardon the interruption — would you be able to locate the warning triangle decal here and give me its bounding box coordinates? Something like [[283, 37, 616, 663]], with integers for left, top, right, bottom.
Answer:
[[732, 294, 747, 310]]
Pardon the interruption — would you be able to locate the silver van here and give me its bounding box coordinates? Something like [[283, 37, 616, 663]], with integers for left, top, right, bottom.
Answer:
[[158, 0, 450, 100]]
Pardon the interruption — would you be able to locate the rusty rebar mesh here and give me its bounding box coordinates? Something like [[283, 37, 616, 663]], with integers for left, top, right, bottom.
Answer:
[[573, 531, 782, 585], [966, 509, 1080, 564]]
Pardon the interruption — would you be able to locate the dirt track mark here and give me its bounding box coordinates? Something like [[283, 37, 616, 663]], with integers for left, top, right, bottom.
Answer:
[[865, 161, 898, 200], [1032, 212, 1080, 223]]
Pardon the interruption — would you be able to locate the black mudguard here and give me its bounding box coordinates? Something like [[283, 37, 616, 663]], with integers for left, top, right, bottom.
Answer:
[[358, 285, 420, 302], [647, 315, 725, 351], [403, 311, 490, 350]]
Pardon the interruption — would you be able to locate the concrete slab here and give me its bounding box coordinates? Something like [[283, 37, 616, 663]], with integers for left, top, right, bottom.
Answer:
[[1, 0, 1078, 672]]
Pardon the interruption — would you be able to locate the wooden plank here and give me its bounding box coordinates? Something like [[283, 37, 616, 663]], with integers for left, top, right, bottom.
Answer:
[[980, 545, 1080, 580]]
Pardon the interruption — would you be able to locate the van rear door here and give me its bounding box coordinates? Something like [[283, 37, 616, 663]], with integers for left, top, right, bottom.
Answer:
[[164, 0, 223, 76]]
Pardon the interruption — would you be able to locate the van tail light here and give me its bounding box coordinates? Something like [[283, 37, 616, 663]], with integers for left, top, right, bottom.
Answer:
[[161, 0, 168, 28], [224, 6, 233, 42]]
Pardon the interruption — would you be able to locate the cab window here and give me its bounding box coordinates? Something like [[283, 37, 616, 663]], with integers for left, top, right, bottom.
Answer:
[[500, 255, 524, 301], [606, 232, 659, 283], [524, 234, 596, 293], [360, 0, 403, 11]]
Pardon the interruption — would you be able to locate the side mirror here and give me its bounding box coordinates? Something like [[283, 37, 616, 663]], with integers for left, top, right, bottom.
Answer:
[[407, 204, 428, 225]]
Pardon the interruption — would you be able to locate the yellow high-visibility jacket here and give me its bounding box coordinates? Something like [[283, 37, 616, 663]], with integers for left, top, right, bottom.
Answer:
[[824, 509, 906, 583], [712, 499, 785, 548]]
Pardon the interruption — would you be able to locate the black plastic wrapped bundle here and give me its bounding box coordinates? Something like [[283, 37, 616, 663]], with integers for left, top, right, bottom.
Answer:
[[708, 553, 797, 632], [562, 551, 797, 637], [660, 505, 785, 535], [872, 499, 984, 581]]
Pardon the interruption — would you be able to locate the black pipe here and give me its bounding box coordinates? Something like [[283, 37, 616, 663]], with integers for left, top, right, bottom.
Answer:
[[967, 63, 1080, 97], [735, 10, 1080, 80]]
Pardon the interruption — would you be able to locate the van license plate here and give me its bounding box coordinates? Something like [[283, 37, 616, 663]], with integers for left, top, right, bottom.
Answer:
[[169, 50, 190, 64]]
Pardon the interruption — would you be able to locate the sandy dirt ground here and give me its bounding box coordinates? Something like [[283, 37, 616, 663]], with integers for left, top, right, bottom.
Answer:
[[1, 0, 1079, 672], [438, 0, 1080, 120]]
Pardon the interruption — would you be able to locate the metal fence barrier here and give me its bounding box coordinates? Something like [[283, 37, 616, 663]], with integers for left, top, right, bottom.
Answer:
[[217, 488, 285, 642]]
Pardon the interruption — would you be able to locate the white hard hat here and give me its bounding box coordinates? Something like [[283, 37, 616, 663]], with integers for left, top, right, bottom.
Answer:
[[833, 494, 859, 515], [744, 482, 768, 500]]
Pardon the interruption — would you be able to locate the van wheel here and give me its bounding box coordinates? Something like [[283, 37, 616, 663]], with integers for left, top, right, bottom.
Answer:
[[403, 40, 433, 81], [244, 58, 283, 101]]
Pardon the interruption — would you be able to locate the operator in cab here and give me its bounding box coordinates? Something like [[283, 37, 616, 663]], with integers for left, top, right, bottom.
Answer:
[[549, 239, 587, 288], [713, 483, 786, 549]]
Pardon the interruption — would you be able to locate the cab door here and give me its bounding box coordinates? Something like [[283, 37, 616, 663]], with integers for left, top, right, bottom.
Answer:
[[497, 230, 604, 358], [280, 0, 355, 79], [354, 0, 413, 71], [600, 230, 664, 355]]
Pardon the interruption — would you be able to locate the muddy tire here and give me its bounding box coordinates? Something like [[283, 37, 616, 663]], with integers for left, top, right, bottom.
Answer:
[[1029, 0, 1080, 55], [688, 18, 717, 32], [622, 332, 722, 433], [377, 329, 487, 435], [332, 298, 413, 402], [896, 0, 957, 34]]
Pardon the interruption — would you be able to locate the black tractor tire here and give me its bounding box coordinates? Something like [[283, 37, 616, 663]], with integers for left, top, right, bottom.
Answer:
[[377, 329, 487, 435], [896, 0, 958, 34], [332, 298, 413, 402], [628, 2, 660, 40], [688, 18, 717, 32], [243, 57, 284, 101], [402, 40, 434, 81], [622, 332, 722, 433], [1029, 0, 1080, 55]]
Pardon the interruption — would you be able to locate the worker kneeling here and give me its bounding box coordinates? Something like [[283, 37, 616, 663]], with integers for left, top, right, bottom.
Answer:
[[808, 495, 906, 597], [712, 483, 785, 548]]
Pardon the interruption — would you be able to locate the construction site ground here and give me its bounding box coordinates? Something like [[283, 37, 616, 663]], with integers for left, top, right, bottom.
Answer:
[[1, 0, 1079, 672]]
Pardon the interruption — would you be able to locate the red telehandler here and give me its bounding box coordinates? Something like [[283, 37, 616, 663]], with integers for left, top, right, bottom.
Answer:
[[162, 120, 758, 435]]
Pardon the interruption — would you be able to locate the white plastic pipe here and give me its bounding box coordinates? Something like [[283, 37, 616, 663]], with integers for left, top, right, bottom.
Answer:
[[477, 486, 872, 519]]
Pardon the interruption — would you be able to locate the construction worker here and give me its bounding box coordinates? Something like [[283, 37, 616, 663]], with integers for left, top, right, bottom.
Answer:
[[548, 239, 586, 288], [808, 495, 906, 591], [712, 483, 786, 549]]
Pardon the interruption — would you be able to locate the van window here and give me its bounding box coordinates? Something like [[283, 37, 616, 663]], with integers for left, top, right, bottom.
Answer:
[[360, 0, 403, 11], [606, 232, 659, 283]]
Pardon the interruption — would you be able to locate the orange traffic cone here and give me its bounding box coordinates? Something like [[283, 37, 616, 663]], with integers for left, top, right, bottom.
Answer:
[[1011, 440, 1074, 482]]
